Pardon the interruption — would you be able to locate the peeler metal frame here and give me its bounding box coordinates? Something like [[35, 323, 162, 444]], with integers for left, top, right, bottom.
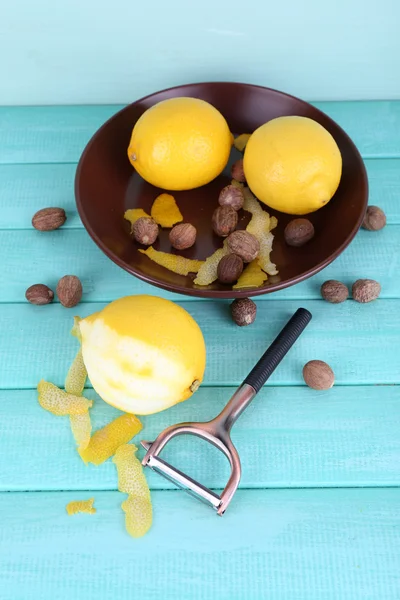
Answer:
[[142, 308, 312, 515]]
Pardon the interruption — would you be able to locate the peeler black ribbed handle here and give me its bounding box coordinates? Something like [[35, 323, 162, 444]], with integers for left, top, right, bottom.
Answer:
[[243, 308, 312, 393]]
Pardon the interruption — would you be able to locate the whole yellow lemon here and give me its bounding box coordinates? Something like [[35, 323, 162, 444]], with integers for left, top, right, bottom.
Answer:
[[243, 116, 342, 215], [128, 97, 232, 190], [80, 295, 206, 415]]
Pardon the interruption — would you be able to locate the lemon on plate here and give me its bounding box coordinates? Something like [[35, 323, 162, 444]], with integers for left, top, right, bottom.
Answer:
[[128, 97, 232, 190], [79, 295, 206, 415], [243, 116, 342, 215]]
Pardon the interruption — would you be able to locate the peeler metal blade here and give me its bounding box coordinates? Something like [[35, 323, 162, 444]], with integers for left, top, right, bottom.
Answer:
[[141, 440, 222, 510]]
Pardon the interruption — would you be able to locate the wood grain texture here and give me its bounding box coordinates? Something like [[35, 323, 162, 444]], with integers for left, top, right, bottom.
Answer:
[[0, 489, 399, 600], [1, 102, 400, 164], [2, 225, 398, 303], [1, 158, 399, 229], [1, 300, 399, 390], [1, 386, 399, 491], [0, 163, 81, 229]]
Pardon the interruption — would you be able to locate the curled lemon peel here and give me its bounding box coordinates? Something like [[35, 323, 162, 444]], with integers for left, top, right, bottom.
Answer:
[[233, 133, 251, 152], [70, 316, 82, 342], [113, 444, 152, 537], [139, 247, 203, 276], [231, 179, 244, 189], [66, 498, 96, 516], [66, 315, 91, 449], [69, 412, 92, 451], [243, 188, 278, 276], [151, 193, 183, 228], [78, 413, 143, 466], [233, 260, 268, 289], [122, 496, 152, 538], [38, 380, 92, 416], [124, 208, 151, 227], [194, 242, 229, 286], [65, 348, 87, 396], [269, 216, 278, 231]]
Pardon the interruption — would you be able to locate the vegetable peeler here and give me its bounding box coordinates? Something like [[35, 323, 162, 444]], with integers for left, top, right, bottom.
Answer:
[[141, 307, 312, 515]]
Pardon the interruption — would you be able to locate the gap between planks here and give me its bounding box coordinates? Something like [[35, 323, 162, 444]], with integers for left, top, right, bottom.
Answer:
[[2, 483, 400, 495]]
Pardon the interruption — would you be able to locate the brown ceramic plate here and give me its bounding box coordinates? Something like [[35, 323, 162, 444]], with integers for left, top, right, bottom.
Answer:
[[75, 82, 368, 298]]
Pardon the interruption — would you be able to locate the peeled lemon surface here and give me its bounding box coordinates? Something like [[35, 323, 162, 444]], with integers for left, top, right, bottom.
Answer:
[[80, 295, 206, 415], [128, 97, 232, 190], [244, 116, 342, 215]]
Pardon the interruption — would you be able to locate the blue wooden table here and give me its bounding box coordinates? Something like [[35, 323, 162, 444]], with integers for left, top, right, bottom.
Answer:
[[0, 102, 399, 599]]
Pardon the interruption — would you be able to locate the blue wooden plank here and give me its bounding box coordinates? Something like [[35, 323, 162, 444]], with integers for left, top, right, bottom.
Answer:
[[0, 225, 398, 303], [1, 102, 400, 164], [0, 158, 399, 229], [0, 163, 81, 229], [0, 300, 399, 389], [0, 489, 399, 600], [1, 386, 399, 491], [0, 106, 118, 164]]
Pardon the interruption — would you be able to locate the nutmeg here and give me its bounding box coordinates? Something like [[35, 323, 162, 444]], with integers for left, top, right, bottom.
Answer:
[[230, 159, 246, 183], [169, 223, 197, 250], [352, 279, 381, 303], [284, 218, 314, 247], [218, 185, 244, 211], [132, 217, 159, 246], [230, 298, 257, 326], [25, 284, 54, 305], [227, 230, 259, 262], [32, 207, 66, 231], [362, 206, 386, 231], [56, 275, 83, 308], [217, 254, 244, 284], [303, 360, 334, 390], [212, 206, 238, 237], [321, 280, 349, 304]]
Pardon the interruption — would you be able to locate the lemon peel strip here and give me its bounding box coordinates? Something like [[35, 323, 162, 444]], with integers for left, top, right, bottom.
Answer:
[[113, 444, 152, 537], [194, 241, 229, 286], [139, 246, 203, 276], [38, 380, 92, 416], [151, 193, 183, 228], [79, 413, 143, 466], [66, 498, 96, 516], [69, 411, 92, 451], [124, 208, 151, 228], [233, 133, 251, 152], [243, 188, 278, 276], [65, 348, 87, 396], [70, 316, 82, 342], [233, 260, 268, 289]]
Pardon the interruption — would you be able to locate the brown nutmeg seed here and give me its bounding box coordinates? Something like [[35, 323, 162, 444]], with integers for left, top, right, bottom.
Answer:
[[303, 360, 334, 390], [56, 275, 83, 308], [218, 185, 244, 211], [132, 217, 159, 246], [169, 223, 197, 250], [284, 218, 315, 247], [32, 207, 66, 231], [321, 280, 349, 304], [352, 279, 381, 303], [25, 284, 54, 305], [217, 254, 244, 284], [230, 298, 257, 326], [362, 206, 386, 231], [212, 206, 238, 237], [230, 159, 246, 183], [227, 230, 259, 262]]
